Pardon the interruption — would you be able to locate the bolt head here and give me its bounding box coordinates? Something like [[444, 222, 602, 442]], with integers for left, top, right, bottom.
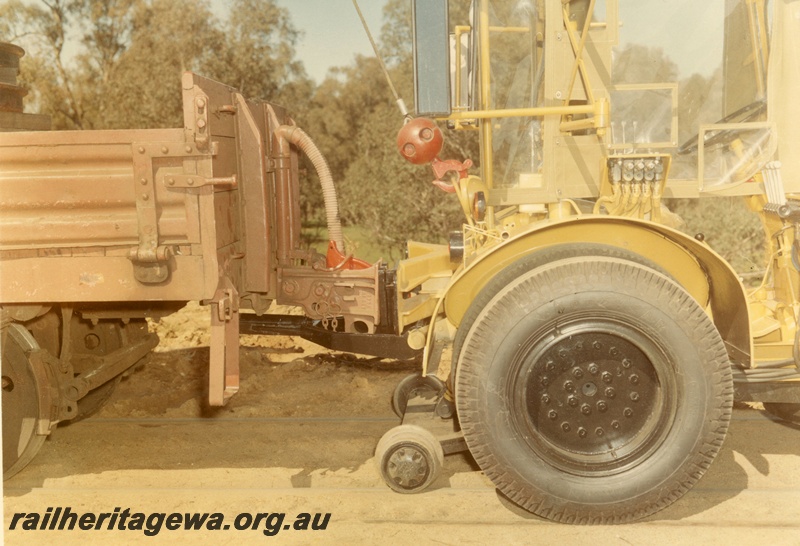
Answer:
[[622, 358, 632, 369], [545, 360, 555, 372], [624, 407, 634, 417], [597, 401, 608, 412], [572, 367, 584, 379], [568, 396, 579, 407], [580, 404, 591, 415], [561, 422, 571, 432], [578, 427, 587, 438], [629, 374, 640, 385], [601, 371, 613, 383], [563, 380, 575, 392], [630, 392, 640, 402], [605, 387, 616, 398], [548, 410, 558, 420], [593, 341, 602, 350], [611, 420, 621, 429], [595, 427, 604, 437], [588, 363, 599, 374]]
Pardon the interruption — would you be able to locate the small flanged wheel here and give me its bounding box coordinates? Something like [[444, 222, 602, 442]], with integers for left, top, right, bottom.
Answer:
[[375, 424, 445, 494], [391, 373, 445, 418]]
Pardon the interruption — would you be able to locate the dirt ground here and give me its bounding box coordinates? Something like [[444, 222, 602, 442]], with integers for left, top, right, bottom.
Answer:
[[3, 303, 800, 545]]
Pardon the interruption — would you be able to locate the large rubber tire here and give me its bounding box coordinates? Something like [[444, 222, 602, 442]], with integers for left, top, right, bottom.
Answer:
[[451, 243, 669, 368], [455, 258, 733, 523]]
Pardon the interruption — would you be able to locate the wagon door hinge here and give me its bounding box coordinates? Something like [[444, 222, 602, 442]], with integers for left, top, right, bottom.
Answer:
[[130, 142, 175, 283], [129, 141, 221, 284]]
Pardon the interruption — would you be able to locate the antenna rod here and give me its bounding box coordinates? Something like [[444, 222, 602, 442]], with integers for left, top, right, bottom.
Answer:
[[352, 0, 409, 118]]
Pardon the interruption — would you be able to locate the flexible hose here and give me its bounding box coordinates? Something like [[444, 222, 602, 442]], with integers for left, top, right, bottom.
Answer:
[[276, 125, 344, 252]]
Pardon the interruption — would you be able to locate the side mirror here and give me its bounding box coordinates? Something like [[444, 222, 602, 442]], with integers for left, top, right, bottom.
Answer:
[[412, 0, 451, 116]]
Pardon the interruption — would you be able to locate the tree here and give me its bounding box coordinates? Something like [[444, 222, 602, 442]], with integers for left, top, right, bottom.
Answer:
[[2, 0, 311, 130], [1, 0, 138, 129], [315, 0, 474, 257]]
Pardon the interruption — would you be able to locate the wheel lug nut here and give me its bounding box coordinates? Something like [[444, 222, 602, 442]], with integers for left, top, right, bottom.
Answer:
[[595, 427, 604, 437], [564, 380, 575, 393], [611, 420, 621, 429], [624, 407, 634, 417], [561, 422, 571, 432], [578, 427, 587, 438], [601, 372, 613, 383], [568, 395, 579, 407], [581, 404, 592, 415], [629, 374, 639, 385], [596, 401, 608, 412], [622, 358, 632, 369], [548, 410, 558, 420], [630, 392, 640, 402], [605, 387, 616, 398], [588, 363, 598, 375], [541, 394, 551, 404]]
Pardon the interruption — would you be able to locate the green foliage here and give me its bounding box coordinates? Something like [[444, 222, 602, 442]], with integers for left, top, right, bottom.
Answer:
[[338, 101, 464, 259], [6, 0, 311, 130], [667, 198, 767, 275]]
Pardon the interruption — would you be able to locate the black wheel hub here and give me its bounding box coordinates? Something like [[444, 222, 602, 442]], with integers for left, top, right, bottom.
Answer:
[[514, 328, 674, 476], [383, 443, 431, 491]]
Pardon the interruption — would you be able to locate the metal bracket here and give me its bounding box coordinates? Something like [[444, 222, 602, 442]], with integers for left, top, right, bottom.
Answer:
[[209, 279, 240, 406], [129, 141, 214, 283], [160, 173, 237, 189]]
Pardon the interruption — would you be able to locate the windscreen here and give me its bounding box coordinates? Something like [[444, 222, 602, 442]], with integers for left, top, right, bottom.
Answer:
[[485, 0, 774, 191]]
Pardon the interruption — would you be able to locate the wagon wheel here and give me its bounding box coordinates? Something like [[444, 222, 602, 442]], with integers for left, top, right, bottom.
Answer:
[[2, 324, 50, 478]]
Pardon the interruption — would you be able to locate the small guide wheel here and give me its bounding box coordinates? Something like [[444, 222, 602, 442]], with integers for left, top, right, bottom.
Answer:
[[391, 373, 445, 418], [375, 424, 445, 494]]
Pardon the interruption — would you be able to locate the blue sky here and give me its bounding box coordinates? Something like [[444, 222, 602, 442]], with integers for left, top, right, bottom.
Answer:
[[211, 0, 390, 84]]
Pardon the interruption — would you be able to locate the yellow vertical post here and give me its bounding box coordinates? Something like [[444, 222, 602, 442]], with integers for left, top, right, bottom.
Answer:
[[478, 0, 496, 226], [479, 0, 493, 190]]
